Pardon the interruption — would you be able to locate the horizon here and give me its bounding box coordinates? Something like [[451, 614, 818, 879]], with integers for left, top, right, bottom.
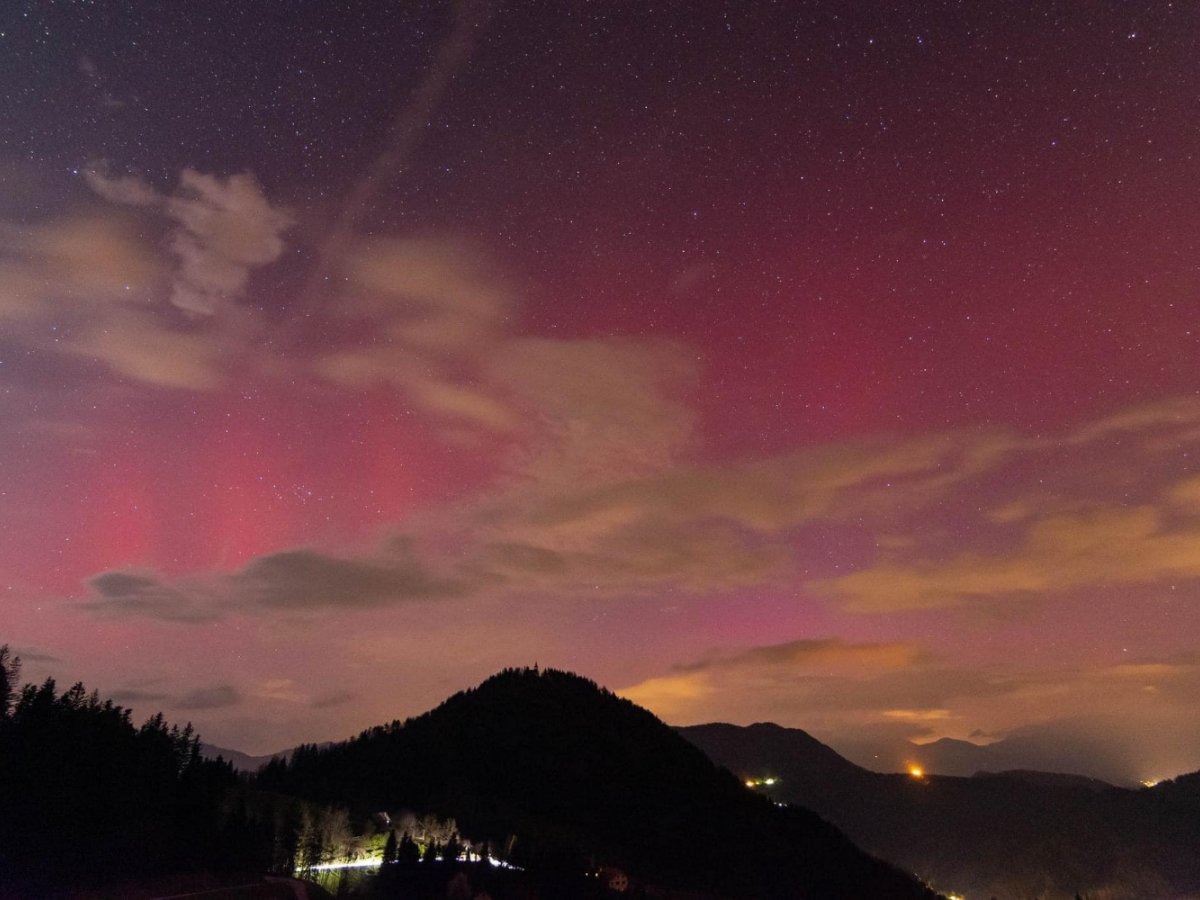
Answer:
[[3, 2, 1199, 785]]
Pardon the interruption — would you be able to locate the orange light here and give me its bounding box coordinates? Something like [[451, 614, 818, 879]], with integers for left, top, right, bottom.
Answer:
[[908, 765, 924, 778]]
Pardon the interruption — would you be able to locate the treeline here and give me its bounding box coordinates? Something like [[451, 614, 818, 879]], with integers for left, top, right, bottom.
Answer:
[[0, 645, 360, 895], [0, 646, 225, 891]]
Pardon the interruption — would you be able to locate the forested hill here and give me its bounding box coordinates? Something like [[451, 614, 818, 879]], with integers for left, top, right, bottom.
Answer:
[[680, 722, 1200, 900], [259, 666, 940, 899]]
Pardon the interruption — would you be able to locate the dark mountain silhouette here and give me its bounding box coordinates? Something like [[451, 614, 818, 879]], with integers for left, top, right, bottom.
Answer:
[[861, 731, 1141, 786], [258, 667, 939, 899], [201, 741, 331, 772], [201, 742, 282, 772], [679, 722, 1200, 900]]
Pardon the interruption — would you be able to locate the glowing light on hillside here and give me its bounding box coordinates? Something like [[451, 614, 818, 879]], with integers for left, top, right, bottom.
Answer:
[[744, 776, 780, 788], [908, 765, 924, 779], [311, 857, 382, 871]]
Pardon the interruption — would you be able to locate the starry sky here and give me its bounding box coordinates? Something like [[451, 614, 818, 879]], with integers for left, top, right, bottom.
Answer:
[[2, 1, 1198, 782]]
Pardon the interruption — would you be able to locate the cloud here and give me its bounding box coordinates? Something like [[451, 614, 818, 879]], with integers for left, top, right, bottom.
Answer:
[[1064, 396, 1200, 445], [0, 166, 290, 391], [316, 237, 520, 430], [316, 237, 703, 465], [86, 165, 295, 314], [620, 637, 930, 725], [311, 690, 355, 709], [233, 548, 463, 611], [798, 399, 1200, 613], [0, 214, 163, 313], [343, 237, 512, 353], [178, 685, 241, 710], [80, 545, 463, 623], [63, 310, 228, 390], [679, 638, 927, 675], [1167, 475, 1200, 513], [10, 647, 61, 664], [492, 336, 700, 480], [818, 504, 1200, 613], [163, 170, 292, 315], [253, 679, 307, 704], [621, 636, 1200, 780], [83, 165, 295, 317], [84, 164, 159, 207], [81, 570, 221, 624]]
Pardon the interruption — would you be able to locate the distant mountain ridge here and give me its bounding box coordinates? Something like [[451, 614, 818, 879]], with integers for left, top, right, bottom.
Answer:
[[255, 668, 939, 899], [870, 732, 1142, 785], [679, 722, 1200, 900], [200, 741, 331, 773]]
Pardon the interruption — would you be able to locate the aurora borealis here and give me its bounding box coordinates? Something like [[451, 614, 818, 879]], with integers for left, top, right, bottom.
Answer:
[[2, 1, 1198, 782]]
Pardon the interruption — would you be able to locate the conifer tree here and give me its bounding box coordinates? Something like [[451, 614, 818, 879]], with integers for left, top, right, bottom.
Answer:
[[0, 644, 19, 718], [423, 838, 440, 863], [398, 830, 420, 864], [382, 829, 398, 864]]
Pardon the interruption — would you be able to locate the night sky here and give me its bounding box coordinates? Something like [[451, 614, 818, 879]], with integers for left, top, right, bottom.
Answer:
[[2, 1, 1198, 782]]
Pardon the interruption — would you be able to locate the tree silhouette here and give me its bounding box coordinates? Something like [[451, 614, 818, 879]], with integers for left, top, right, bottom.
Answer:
[[382, 828, 398, 864], [398, 830, 420, 864], [0, 644, 19, 718], [0, 663, 248, 894]]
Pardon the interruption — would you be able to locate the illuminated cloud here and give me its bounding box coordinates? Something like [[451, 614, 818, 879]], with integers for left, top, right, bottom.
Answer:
[[804, 401, 1200, 613], [1064, 397, 1200, 446], [342, 237, 512, 353], [316, 237, 518, 431], [621, 638, 930, 725], [318, 237, 699, 456], [0, 214, 163, 314], [1168, 475, 1200, 512], [0, 166, 289, 390], [85, 165, 293, 315], [622, 638, 1200, 780], [63, 310, 228, 390], [490, 336, 699, 482], [253, 679, 307, 704], [819, 504, 1200, 613]]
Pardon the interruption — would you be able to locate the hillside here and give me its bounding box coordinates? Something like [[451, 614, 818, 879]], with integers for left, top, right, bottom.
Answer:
[[258, 668, 938, 899], [679, 722, 1200, 900]]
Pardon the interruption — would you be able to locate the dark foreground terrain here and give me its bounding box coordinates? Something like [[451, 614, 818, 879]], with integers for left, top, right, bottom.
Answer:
[[681, 722, 1200, 900]]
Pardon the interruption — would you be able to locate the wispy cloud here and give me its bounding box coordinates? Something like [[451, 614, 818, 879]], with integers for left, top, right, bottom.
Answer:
[[0, 165, 291, 392]]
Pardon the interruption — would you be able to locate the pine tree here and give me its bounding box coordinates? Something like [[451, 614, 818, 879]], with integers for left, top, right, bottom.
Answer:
[[444, 832, 463, 864], [0, 644, 19, 718], [423, 838, 440, 863], [382, 829, 398, 864], [398, 830, 420, 864]]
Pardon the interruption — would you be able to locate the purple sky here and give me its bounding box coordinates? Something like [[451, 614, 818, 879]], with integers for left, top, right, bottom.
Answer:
[[2, 1, 1198, 782]]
